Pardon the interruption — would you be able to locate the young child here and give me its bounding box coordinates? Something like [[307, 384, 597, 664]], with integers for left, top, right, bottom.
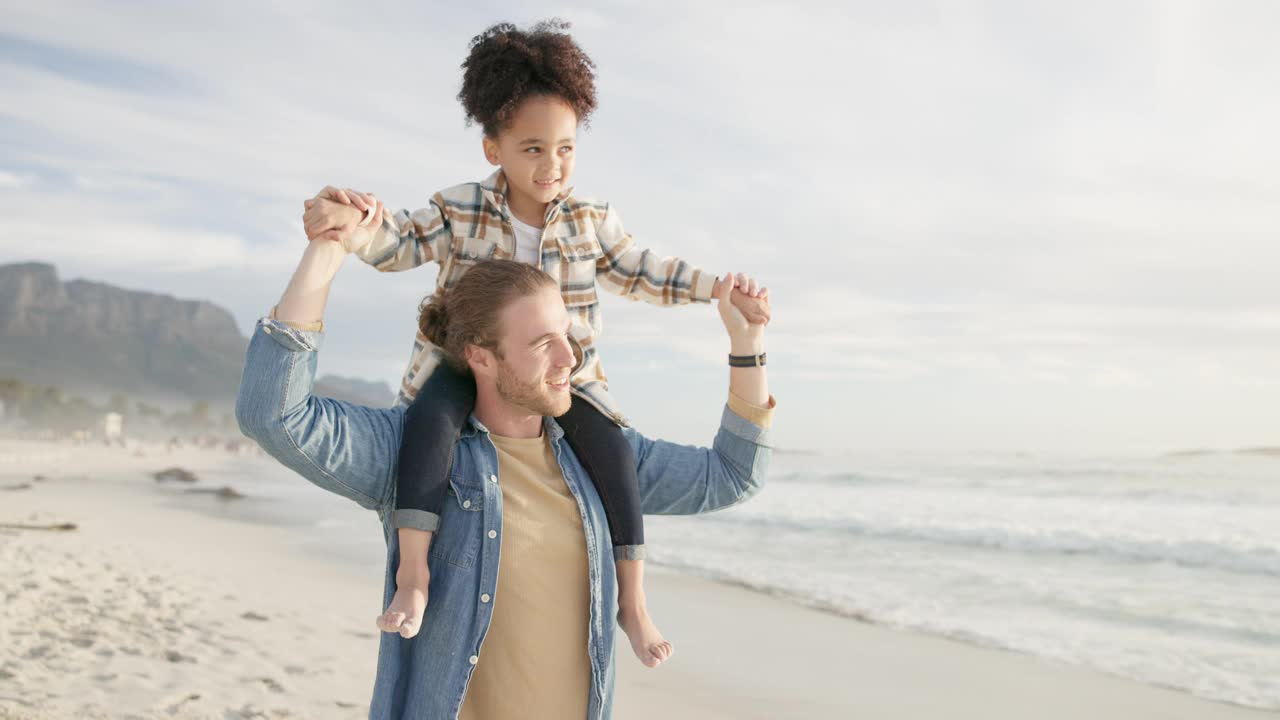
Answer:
[[302, 19, 769, 668]]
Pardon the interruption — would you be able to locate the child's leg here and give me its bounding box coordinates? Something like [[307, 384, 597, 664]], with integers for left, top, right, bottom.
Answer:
[[378, 361, 476, 639], [556, 397, 673, 668]]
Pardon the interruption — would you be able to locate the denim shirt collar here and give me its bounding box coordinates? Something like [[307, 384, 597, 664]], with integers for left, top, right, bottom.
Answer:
[[459, 413, 566, 443]]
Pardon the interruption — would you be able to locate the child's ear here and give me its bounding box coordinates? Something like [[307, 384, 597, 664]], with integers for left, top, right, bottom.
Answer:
[[482, 136, 501, 166]]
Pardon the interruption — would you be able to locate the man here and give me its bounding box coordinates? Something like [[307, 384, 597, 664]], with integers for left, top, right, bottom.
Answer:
[[236, 232, 774, 719]]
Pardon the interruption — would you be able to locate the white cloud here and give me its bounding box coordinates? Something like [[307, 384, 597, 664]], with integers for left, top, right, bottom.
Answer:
[[0, 171, 36, 188], [1, 1, 1277, 450]]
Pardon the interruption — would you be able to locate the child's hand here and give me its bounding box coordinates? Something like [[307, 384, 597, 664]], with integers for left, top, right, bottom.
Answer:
[[719, 272, 771, 326], [302, 185, 380, 237], [309, 185, 380, 218], [733, 289, 771, 326], [302, 196, 381, 254]]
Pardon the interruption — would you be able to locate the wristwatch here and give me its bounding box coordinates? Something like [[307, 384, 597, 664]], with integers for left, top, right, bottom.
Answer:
[[728, 353, 767, 367]]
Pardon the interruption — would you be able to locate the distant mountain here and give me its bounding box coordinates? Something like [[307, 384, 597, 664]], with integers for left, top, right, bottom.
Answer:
[[0, 262, 246, 403], [314, 374, 397, 409], [0, 262, 394, 409]]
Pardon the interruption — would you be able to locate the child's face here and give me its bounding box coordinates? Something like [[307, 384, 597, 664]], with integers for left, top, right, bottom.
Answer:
[[483, 95, 578, 215]]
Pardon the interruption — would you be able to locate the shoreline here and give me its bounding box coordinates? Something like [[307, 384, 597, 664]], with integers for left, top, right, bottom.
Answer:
[[635, 562, 1278, 717], [1, 437, 1274, 718]]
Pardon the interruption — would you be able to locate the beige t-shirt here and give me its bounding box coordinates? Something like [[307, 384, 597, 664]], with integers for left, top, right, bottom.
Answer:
[[459, 431, 591, 720]]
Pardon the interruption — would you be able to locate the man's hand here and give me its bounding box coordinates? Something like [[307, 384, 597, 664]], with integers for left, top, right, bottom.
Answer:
[[732, 289, 771, 326], [311, 185, 378, 213], [308, 185, 379, 228], [716, 271, 766, 355], [302, 192, 382, 254], [714, 273, 770, 325]]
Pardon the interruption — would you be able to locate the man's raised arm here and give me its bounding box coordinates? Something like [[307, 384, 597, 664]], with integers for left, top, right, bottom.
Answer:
[[632, 273, 775, 515], [235, 235, 403, 511]]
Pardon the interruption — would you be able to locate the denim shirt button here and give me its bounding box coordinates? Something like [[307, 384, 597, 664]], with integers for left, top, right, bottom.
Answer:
[[462, 500, 471, 509], [469, 655, 479, 665], [487, 530, 497, 539], [480, 593, 491, 603], [488, 474, 498, 483]]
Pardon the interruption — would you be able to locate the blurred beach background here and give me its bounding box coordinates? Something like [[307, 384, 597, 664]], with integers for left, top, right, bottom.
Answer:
[[3, 440, 1277, 718], [2, 1, 1278, 718]]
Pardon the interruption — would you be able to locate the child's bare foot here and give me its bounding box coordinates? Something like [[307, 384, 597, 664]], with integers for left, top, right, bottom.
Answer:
[[377, 569, 429, 639], [617, 604, 673, 668]]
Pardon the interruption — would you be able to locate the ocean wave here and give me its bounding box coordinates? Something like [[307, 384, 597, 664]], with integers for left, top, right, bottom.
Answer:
[[705, 513, 1280, 578], [648, 557, 1280, 711], [776, 469, 1275, 507], [773, 470, 901, 486]]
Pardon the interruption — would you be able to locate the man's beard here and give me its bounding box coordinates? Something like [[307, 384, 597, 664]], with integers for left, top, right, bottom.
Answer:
[[494, 359, 571, 418]]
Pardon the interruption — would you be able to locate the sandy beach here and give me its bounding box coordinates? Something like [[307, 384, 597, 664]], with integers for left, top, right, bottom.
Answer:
[[1, 437, 1273, 719]]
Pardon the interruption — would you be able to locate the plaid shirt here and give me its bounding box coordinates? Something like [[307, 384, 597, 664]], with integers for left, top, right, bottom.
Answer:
[[355, 170, 716, 423]]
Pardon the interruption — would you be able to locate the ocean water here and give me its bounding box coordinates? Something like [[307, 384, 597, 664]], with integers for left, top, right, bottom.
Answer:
[[644, 450, 1280, 711], [234, 447, 1280, 710]]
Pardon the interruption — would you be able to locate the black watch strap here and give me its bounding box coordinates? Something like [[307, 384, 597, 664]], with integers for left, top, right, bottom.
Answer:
[[728, 353, 767, 367]]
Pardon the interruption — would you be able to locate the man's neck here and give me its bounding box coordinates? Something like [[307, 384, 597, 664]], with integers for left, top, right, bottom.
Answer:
[[473, 390, 544, 439]]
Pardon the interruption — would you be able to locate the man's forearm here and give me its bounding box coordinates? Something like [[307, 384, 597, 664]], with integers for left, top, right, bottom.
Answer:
[[728, 332, 768, 407], [275, 240, 347, 326]]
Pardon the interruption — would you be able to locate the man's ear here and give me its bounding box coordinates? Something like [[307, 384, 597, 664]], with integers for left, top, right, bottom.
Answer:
[[482, 136, 501, 166], [466, 344, 496, 378]]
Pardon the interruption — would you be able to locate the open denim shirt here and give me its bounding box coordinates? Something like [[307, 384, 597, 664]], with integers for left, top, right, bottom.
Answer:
[[235, 318, 773, 719]]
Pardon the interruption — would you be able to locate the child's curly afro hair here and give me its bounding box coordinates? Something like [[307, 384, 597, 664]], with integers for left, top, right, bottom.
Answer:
[[458, 19, 598, 137]]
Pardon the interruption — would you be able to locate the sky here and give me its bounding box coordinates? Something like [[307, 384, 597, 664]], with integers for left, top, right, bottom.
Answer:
[[2, 0, 1277, 453]]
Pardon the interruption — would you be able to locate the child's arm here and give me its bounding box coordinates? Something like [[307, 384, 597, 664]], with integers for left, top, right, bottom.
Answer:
[[594, 204, 771, 323], [303, 186, 452, 273]]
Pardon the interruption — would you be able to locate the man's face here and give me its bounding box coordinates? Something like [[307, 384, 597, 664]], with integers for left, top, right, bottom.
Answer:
[[489, 286, 578, 418], [485, 95, 578, 211]]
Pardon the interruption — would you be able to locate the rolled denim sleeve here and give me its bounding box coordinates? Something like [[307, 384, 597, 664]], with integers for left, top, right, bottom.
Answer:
[[235, 318, 402, 511], [630, 399, 774, 515]]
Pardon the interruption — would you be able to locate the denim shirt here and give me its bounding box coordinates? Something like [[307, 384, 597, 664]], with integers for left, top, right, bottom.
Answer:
[[234, 319, 773, 720]]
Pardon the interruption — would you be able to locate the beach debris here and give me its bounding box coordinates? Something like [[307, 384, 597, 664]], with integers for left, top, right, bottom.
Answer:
[[184, 485, 246, 500], [32, 474, 46, 482], [241, 611, 270, 622], [152, 466, 198, 483], [226, 703, 282, 719], [0, 522, 78, 532], [1, 483, 32, 491], [246, 676, 285, 693], [164, 694, 202, 714], [164, 649, 197, 663]]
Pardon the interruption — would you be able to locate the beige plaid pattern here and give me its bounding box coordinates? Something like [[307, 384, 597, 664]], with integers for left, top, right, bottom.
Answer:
[[354, 170, 716, 423]]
